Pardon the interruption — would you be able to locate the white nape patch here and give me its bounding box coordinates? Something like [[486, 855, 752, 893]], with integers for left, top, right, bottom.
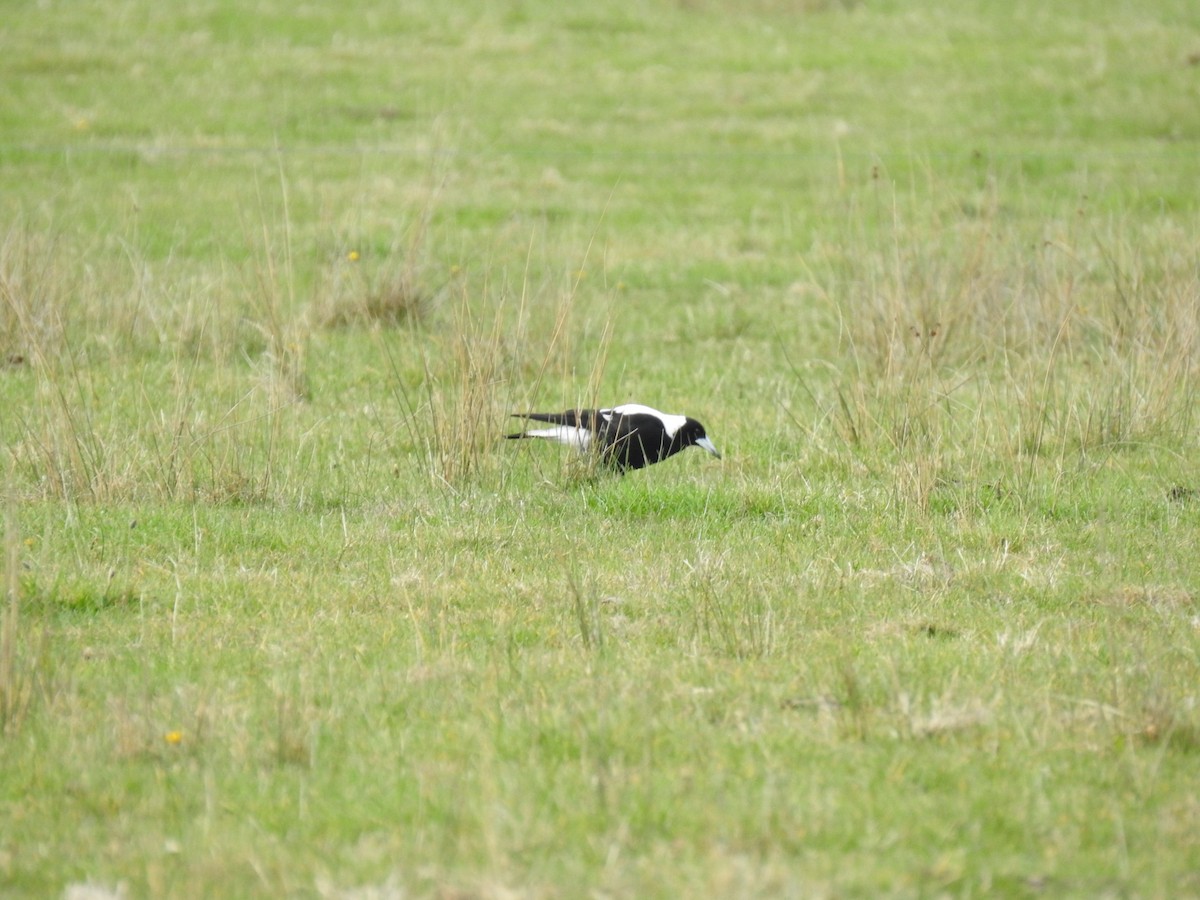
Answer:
[[524, 425, 592, 452], [606, 404, 687, 438]]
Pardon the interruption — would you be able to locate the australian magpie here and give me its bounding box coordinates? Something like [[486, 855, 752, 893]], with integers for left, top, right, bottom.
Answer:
[[506, 403, 721, 472]]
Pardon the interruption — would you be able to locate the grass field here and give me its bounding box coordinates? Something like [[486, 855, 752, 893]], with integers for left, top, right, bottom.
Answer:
[[3, 0, 1200, 896]]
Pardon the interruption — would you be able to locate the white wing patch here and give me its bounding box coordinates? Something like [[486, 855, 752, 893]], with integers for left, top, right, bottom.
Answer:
[[607, 404, 687, 438], [523, 425, 592, 452]]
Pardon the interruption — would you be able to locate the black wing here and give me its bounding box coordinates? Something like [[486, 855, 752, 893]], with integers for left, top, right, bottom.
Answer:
[[512, 409, 602, 429], [602, 412, 670, 469]]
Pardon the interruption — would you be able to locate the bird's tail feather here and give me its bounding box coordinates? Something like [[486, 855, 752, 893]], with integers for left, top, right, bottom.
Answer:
[[513, 410, 590, 426]]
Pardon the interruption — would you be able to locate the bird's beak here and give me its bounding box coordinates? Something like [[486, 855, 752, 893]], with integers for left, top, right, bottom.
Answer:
[[696, 437, 721, 459]]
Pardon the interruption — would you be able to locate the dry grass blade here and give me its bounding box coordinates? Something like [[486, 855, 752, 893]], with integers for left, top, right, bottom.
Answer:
[[1, 480, 35, 733]]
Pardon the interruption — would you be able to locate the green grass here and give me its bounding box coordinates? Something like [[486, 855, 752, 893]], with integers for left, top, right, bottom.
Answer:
[[3, 0, 1200, 896]]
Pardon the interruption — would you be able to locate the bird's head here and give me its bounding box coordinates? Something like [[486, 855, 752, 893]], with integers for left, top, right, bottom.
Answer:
[[680, 417, 721, 459]]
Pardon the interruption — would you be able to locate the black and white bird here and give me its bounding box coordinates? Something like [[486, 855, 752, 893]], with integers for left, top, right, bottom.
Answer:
[[506, 403, 721, 472]]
